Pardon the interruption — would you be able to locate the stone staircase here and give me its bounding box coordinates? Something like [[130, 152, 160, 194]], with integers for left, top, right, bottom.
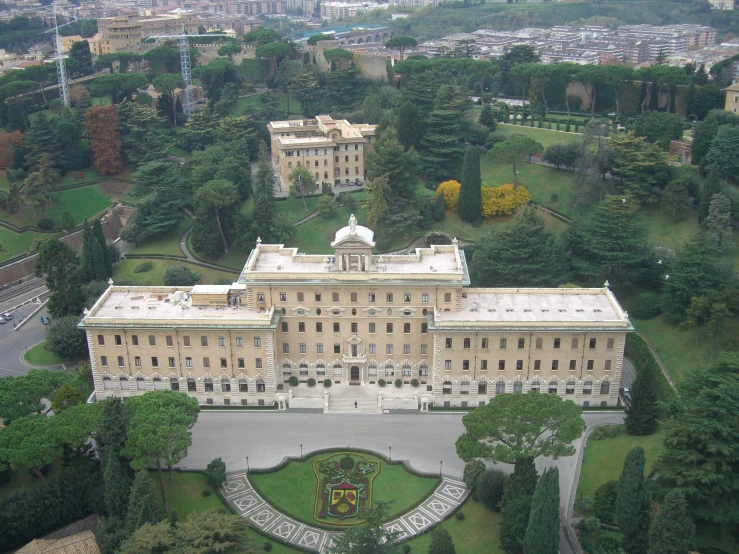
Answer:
[[324, 395, 382, 414]]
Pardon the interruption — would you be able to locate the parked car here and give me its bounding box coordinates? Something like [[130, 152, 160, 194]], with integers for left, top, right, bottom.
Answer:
[[2, 312, 12, 320], [0, 317, 6, 324], [619, 386, 631, 402], [40, 315, 50, 325]]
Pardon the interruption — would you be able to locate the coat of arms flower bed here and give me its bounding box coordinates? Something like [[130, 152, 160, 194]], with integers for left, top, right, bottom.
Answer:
[[314, 452, 380, 525]]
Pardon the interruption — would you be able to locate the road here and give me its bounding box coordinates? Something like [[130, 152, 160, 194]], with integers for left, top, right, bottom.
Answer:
[[180, 410, 624, 553]]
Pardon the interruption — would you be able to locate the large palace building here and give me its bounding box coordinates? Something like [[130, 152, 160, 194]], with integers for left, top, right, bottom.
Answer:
[[81, 217, 632, 411]]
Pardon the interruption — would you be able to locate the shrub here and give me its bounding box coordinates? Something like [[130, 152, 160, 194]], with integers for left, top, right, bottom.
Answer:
[[317, 194, 336, 219], [6, 168, 25, 182], [321, 182, 332, 196], [202, 488, 212, 497], [410, 379, 419, 387], [401, 545, 411, 553], [36, 218, 55, 230], [394, 379, 402, 388], [435, 181, 531, 217], [590, 424, 622, 441], [46, 314, 88, 359], [630, 292, 662, 320], [162, 265, 201, 286], [60, 211, 75, 230], [378, 379, 386, 387], [455, 511, 465, 520], [323, 379, 331, 388], [463, 460, 485, 491], [263, 542, 272, 551], [595, 535, 620, 553], [134, 262, 153, 273], [436, 180, 461, 210], [477, 469, 507, 511], [307, 378, 316, 387], [593, 480, 618, 523], [204, 457, 226, 489], [288, 376, 299, 386]]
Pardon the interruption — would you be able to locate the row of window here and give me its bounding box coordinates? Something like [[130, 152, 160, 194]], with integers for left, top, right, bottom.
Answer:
[[442, 381, 611, 395], [443, 359, 612, 371], [103, 377, 266, 393], [101, 355, 263, 370], [284, 144, 361, 157], [287, 163, 360, 177], [281, 343, 429, 355], [271, 291, 444, 304], [281, 321, 428, 334], [445, 337, 614, 350], [98, 334, 255, 348], [280, 365, 430, 377]]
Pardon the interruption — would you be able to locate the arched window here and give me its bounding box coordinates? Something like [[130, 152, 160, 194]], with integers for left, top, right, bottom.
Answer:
[[419, 365, 428, 377], [333, 364, 343, 376], [335, 156, 339, 162], [368, 365, 377, 376], [297, 161, 301, 167], [495, 381, 505, 394], [443, 381, 452, 394], [204, 378, 213, 392], [566, 381, 575, 394], [221, 379, 231, 392], [583, 381, 592, 394], [478, 382, 487, 394], [355, 167, 359, 175], [316, 365, 325, 376], [170, 378, 179, 391], [385, 364, 394, 377], [282, 364, 291, 379], [345, 155, 349, 162], [239, 379, 248, 392], [136, 378, 146, 390], [531, 381, 540, 393], [324, 172, 328, 179], [513, 382, 523, 393], [548, 381, 558, 394], [324, 159, 328, 166], [300, 364, 308, 376], [402, 365, 411, 376], [334, 168, 340, 176], [153, 377, 162, 390], [103, 377, 113, 390], [315, 172, 319, 179], [600, 381, 610, 395], [460, 382, 470, 395], [345, 168, 349, 175], [315, 160, 319, 167], [355, 154, 359, 161], [288, 161, 292, 168], [256, 378, 265, 392]]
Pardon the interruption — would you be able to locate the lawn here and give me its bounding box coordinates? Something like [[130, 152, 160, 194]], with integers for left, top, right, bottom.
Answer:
[[128, 213, 192, 258], [496, 123, 582, 148], [640, 206, 701, 251], [186, 233, 250, 271], [275, 196, 322, 224], [24, 341, 67, 366], [249, 451, 440, 529], [405, 497, 503, 554], [113, 259, 238, 286], [480, 158, 578, 217], [0, 184, 116, 229], [0, 226, 53, 263], [167, 146, 191, 158], [91, 96, 111, 106], [0, 460, 62, 502], [576, 425, 665, 502], [230, 92, 304, 118]]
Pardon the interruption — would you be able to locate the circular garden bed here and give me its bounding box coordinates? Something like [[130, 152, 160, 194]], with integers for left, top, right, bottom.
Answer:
[[248, 450, 440, 529]]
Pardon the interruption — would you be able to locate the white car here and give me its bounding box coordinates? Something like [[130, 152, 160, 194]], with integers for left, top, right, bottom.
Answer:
[[0, 317, 6, 324], [1, 312, 12, 320]]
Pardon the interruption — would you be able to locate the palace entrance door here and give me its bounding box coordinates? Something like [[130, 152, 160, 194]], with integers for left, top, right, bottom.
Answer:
[[350, 366, 360, 383]]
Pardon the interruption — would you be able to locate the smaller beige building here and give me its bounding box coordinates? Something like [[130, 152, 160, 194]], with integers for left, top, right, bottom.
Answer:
[[725, 82, 739, 113], [267, 115, 376, 188]]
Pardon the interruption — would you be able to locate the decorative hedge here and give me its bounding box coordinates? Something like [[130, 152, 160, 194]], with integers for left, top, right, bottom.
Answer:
[[625, 333, 675, 402], [435, 180, 532, 217]]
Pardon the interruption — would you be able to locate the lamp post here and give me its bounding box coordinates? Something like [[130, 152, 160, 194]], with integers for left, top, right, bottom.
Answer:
[[246, 456, 249, 474], [389, 446, 392, 461], [439, 460, 443, 477], [300, 444, 303, 458]]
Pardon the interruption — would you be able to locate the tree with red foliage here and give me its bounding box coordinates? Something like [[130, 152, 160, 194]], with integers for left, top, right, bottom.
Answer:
[[84, 106, 124, 176]]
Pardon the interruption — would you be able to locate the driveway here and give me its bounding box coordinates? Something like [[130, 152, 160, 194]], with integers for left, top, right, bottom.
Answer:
[[0, 304, 59, 377]]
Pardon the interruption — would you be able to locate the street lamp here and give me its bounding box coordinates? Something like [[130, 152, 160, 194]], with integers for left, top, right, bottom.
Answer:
[[300, 444, 303, 458], [439, 460, 443, 477], [246, 456, 249, 474], [389, 446, 392, 461]]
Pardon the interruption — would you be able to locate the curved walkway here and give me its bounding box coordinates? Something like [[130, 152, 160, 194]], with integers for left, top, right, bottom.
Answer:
[[220, 470, 468, 553]]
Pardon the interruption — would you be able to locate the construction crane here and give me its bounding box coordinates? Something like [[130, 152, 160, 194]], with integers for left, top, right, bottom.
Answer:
[[147, 33, 229, 121]]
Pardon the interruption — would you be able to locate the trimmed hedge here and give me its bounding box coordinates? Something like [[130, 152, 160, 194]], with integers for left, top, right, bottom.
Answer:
[[589, 424, 623, 440], [625, 333, 675, 402]]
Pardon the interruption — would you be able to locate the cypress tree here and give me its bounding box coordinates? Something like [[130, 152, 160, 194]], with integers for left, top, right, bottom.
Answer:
[[479, 104, 496, 131], [624, 360, 660, 435], [648, 489, 694, 554], [99, 397, 130, 460], [135, 502, 158, 530], [168, 510, 179, 528], [458, 147, 482, 223], [500, 457, 538, 554], [395, 101, 421, 151], [78, 221, 96, 284], [523, 467, 560, 554], [698, 166, 722, 226], [125, 471, 159, 535], [103, 447, 131, 520], [252, 142, 276, 242], [615, 446, 651, 554], [92, 218, 113, 277]]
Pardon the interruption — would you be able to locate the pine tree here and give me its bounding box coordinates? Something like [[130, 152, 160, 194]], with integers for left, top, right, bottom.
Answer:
[[698, 166, 722, 225], [169, 510, 179, 528], [615, 446, 651, 554], [125, 471, 159, 535], [706, 192, 734, 252], [458, 147, 482, 223], [420, 85, 467, 181], [136, 502, 159, 530], [428, 527, 456, 554], [252, 142, 276, 242], [624, 361, 660, 435], [648, 489, 694, 554], [479, 104, 496, 131], [99, 397, 130, 460], [24, 112, 62, 168], [500, 457, 538, 554], [395, 101, 421, 150], [523, 467, 560, 554], [103, 447, 131, 520], [6, 183, 20, 213]]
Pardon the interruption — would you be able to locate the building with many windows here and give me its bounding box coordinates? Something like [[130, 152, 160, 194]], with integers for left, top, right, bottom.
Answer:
[[267, 115, 376, 189], [81, 217, 631, 411]]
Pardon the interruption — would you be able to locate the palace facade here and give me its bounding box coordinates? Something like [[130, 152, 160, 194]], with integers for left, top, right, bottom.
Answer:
[[81, 218, 632, 410]]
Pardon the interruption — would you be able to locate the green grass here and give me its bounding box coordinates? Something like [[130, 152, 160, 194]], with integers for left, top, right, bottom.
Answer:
[[167, 146, 191, 158], [405, 498, 503, 554], [230, 92, 304, 118], [113, 259, 237, 285], [57, 167, 106, 187], [128, 213, 192, 257], [24, 341, 67, 366], [496, 123, 582, 148], [577, 426, 665, 502], [640, 206, 701, 251], [275, 196, 322, 224], [91, 96, 111, 106], [480, 158, 578, 217], [249, 451, 439, 529], [186, 233, 250, 271], [0, 226, 52, 262], [0, 460, 62, 501]]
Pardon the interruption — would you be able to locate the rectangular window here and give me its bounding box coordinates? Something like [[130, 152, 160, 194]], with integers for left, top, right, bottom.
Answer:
[[518, 338, 525, 349], [257, 292, 264, 302], [282, 322, 288, 333], [571, 338, 579, 349], [299, 322, 305, 333], [185, 357, 192, 368], [253, 336, 261, 347], [297, 292, 304, 302], [422, 293, 429, 303], [256, 358, 262, 369], [552, 360, 559, 370], [317, 344, 323, 353], [387, 323, 393, 333], [386, 344, 393, 354], [218, 336, 225, 347], [369, 344, 376, 354], [605, 360, 612, 371], [369, 292, 375, 303], [386, 293, 393, 303], [333, 322, 340, 333], [404, 293, 411, 303], [351, 292, 357, 303], [445, 360, 452, 370], [97, 334, 105, 345], [280, 292, 286, 301], [203, 357, 210, 368], [498, 359, 506, 371], [463, 360, 470, 370], [554, 338, 561, 349], [220, 358, 227, 369], [183, 335, 190, 347], [500, 338, 507, 349], [464, 338, 471, 349], [516, 360, 523, 370], [421, 344, 428, 355], [369, 323, 376, 334], [535, 338, 543, 349], [570, 360, 577, 371], [299, 344, 306, 354], [168, 357, 175, 368], [587, 360, 594, 370], [607, 338, 614, 349], [482, 338, 488, 349], [334, 344, 341, 354], [134, 356, 141, 367], [115, 335, 122, 346], [332, 292, 339, 302], [201, 336, 208, 347], [283, 344, 289, 353], [421, 323, 428, 334], [478, 359, 486, 370], [446, 338, 452, 348], [404, 323, 410, 334], [166, 335, 173, 347], [534, 360, 541, 371], [238, 358, 245, 368], [589, 338, 597, 349], [315, 292, 321, 302], [149, 335, 156, 346], [444, 293, 452, 303], [101, 355, 108, 367], [316, 322, 323, 333], [352, 322, 358, 333]]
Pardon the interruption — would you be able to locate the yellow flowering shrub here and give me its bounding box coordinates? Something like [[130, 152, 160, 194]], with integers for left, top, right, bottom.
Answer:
[[435, 180, 460, 210], [481, 184, 532, 217]]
